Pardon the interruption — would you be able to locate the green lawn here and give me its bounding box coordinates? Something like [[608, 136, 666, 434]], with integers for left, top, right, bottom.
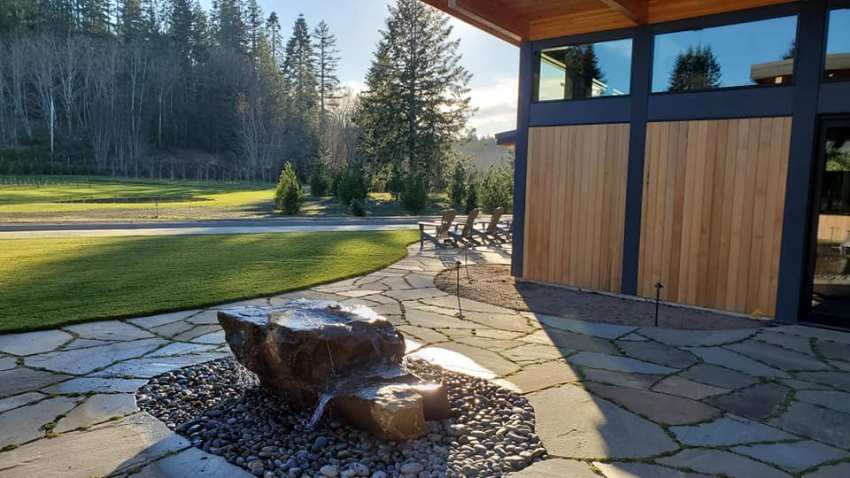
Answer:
[[0, 175, 276, 222], [0, 175, 449, 222], [0, 230, 418, 332]]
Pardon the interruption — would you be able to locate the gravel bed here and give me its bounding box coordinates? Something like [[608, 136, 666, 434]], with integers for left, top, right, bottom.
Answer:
[[137, 358, 546, 478]]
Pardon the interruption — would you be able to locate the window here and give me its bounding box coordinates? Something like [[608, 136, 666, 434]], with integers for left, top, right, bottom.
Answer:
[[534, 38, 632, 102], [826, 8, 850, 81], [651, 15, 798, 93]]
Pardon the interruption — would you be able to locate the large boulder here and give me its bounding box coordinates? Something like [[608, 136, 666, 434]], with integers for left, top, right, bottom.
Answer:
[[218, 300, 406, 407]]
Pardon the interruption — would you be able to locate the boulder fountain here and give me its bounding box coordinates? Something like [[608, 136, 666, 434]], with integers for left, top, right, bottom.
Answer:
[[218, 299, 452, 440]]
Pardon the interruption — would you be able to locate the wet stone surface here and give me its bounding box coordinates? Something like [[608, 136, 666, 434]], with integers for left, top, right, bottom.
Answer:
[[137, 357, 546, 477]]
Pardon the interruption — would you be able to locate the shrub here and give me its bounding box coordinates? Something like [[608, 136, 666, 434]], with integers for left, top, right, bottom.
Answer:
[[336, 165, 368, 206], [480, 165, 513, 213], [386, 163, 404, 200], [449, 161, 466, 208], [274, 162, 305, 215], [309, 162, 331, 197], [464, 176, 479, 214], [400, 170, 428, 214], [349, 198, 367, 216]]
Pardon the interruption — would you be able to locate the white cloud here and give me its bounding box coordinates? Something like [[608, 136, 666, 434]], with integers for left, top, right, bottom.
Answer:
[[467, 77, 518, 137]]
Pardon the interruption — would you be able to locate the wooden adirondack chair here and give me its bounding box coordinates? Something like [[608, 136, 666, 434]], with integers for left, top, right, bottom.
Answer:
[[448, 208, 480, 247], [472, 207, 504, 243], [418, 209, 457, 249]]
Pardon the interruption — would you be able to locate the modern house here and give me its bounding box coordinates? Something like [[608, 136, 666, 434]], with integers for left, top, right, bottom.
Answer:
[[423, 0, 850, 327]]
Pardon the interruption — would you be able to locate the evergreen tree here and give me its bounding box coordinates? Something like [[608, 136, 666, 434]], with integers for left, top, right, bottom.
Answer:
[[118, 0, 146, 41], [77, 0, 112, 36], [668, 45, 722, 92], [266, 12, 282, 66], [244, 0, 263, 65], [313, 20, 340, 120], [168, 0, 196, 65], [562, 45, 604, 98], [356, 0, 472, 184], [211, 0, 245, 53], [281, 14, 320, 174]]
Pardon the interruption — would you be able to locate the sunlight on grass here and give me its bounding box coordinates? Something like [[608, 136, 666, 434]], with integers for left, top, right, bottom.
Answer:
[[0, 230, 418, 332]]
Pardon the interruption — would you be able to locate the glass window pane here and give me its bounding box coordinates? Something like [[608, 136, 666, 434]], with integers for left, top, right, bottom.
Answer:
[[535, 38, 632, 101], [651, 16, 798, 93], [826, 8, 850, 81]]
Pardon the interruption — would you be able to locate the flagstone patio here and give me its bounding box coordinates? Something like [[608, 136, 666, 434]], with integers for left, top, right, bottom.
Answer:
[[1, 243, 850, 477]]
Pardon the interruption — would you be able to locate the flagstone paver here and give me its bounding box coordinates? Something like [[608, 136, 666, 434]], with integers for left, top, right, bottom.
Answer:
[[680, 363, 760, 389], [652, 376, 729, 400], [43, 377, 148, 394], [2, 243, 850, 477], [0, 329, 72, 356], [687, 347, 790, 378], [568, 351, 677, 374], [0, 367, 71, 397], [770, 401, 850, 449], [726, 340, 831, 371], [0, 392, 45, 414], [805, 462, 850, 477], [732, 441, 846, 473], [0, 396, 79, 448], [580, 368, 664, 390], [585, 382, 721, 425], [594, 461, 714, 478], [618, 340, 699, 368], [0, 412, 190, 478], [706, 383, 791, 420], [0, 357, 15, 371], [507, 458, 598, 477], [505, 360, 581, 393], [796, 390, 850, 414], [65, 321, 155, 341], [54, 393, 138, 433], [670, 415, 796, 447], [657, 449, 792, 478], [530, 383, 678, 459], [25, 338, 168, 375]]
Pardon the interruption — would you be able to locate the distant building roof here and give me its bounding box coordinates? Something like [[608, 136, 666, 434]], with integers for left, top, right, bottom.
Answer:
[[495, 130, 516, 147]]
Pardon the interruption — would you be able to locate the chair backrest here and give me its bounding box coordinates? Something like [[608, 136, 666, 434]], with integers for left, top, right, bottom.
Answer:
[[437, 209, 456, 235], [463, 208, 479, 237], [487, 208, 504, 234]]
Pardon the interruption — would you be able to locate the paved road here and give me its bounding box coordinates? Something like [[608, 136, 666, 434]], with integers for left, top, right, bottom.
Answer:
[[0, 216, 435, 238]]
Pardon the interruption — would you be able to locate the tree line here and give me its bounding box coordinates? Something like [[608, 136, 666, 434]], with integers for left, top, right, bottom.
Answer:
[[0, 0, 478, 196]]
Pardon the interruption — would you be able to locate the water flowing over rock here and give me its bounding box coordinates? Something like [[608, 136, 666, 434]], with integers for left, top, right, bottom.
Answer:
[[218, 300, 451, 440]]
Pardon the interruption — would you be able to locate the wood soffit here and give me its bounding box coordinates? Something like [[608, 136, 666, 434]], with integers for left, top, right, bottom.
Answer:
[[421, 0, 797, 44]]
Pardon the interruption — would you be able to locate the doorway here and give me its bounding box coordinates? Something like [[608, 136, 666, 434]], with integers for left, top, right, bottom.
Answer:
[[808, 118, 850, 326]]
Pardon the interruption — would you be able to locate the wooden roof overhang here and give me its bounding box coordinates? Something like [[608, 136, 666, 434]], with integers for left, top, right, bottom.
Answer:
[[421, 0, 797, 44]]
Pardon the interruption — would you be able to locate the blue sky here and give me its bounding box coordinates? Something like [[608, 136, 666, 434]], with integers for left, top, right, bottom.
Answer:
[[827, 8, 850, 54], [198, 0, 520, 136]]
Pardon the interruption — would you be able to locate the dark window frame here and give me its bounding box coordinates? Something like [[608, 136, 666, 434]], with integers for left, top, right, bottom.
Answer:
[[649, 5, 803, 96], [532, 30, 635, 104], [823, 0, 850, 84]]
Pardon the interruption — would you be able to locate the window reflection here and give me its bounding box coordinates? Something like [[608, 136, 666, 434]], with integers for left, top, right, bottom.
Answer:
[[652, 16, 798, 93], [826, 8, 850, 81], [535, 38, 632, 102]]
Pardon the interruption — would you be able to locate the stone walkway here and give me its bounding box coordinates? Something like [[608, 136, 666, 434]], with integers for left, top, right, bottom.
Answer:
[[1, 244, 850, 477]]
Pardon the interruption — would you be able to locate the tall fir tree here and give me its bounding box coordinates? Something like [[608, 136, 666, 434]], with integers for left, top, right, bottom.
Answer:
[[244, 0, 263, 66], [211, 0, 245, 53], [118, 0, 146, 41], [668, 45, 722, 92], [281, 14, 319, 176], [312, 20, 340, 121], [356, 0, 472, 183], [76, 0, 112, 36], [265, 12, 282, 66]]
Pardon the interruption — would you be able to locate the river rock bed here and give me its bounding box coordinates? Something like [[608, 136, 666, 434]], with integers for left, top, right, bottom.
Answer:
[[137, 357, 546, 478]]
